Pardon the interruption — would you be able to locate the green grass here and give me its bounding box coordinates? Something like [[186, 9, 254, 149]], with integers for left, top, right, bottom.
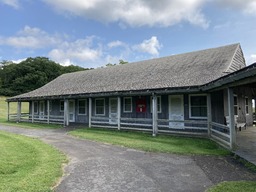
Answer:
[[69, 128, 230, 155], [0, 120, 63, 129], [207, 181, 256, 192], [0, 130, 67, 192]]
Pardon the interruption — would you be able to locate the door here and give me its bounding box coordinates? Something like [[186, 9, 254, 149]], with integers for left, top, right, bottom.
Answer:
[[109, 98, 118, 124], [169, 95, 184, 129], [39, 101, 44, 119], [69, 100, 75, 122]]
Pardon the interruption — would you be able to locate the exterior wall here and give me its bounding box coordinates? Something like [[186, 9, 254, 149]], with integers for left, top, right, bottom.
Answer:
[[224, 87, 253, 126], [226, 46, 246, 73], [211, 90, 225, 124], [234, 87, 253, 126]]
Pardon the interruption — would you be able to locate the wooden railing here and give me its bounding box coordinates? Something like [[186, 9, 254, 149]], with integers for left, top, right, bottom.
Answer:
[[8, 113, 64, 125], [210, 122, 230, 148]]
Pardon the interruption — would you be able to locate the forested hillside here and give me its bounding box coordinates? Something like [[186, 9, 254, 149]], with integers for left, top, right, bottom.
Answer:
[[0, 57, 87, 96]]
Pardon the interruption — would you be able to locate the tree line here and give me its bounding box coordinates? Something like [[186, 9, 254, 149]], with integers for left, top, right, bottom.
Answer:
[[0, 57, 128, 97], [0, 57, 87, 96]]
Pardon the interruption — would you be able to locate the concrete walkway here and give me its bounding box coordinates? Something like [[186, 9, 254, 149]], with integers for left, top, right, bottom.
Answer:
[[236, 125, 256, 165], [0, 125, 256, 192]]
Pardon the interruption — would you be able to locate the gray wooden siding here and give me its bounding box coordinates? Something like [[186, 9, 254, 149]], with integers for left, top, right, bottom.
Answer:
[[226, 46, 246, 73], [211, 91, 225, 124]]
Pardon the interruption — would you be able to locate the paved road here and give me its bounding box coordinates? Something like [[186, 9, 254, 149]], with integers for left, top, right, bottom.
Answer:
[[0, 125, 255, 192]]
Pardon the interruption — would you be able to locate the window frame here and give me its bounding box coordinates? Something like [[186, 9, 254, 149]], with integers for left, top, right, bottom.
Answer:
[[123, 97, 132, 113], [95, 98, 105, 116], [78, 99, 87, 115], [150, 96, 162, 113], [189, 94, 207, 119]]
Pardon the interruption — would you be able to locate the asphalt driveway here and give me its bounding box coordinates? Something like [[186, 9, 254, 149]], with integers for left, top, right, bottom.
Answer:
[[0, 125, 255, 192]]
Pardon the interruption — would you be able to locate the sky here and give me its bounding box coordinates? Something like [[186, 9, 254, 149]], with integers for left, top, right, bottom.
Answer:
[[0, 0, 256, 68]]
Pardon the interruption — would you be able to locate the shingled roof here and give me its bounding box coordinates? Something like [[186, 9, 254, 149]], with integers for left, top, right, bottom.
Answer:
[[9, 43, 245, 101]]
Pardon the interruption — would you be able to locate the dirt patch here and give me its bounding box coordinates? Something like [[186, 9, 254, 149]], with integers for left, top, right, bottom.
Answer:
[[193, 155, 256, 184]]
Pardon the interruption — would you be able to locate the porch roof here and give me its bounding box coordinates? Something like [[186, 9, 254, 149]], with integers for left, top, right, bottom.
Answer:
[[8, 43, 245, 101]]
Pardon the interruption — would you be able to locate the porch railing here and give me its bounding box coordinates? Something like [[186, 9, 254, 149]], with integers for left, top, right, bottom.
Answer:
[[210, 121, 230, 148], [8, 113, 64, 125], [91, 116, 208, 135]]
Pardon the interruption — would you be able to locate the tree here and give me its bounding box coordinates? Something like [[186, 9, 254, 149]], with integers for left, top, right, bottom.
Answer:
[[0, 57, 86, 96]]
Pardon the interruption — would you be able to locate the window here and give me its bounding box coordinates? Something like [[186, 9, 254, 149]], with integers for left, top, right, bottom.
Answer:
[[95, 98, 105, 115], [60, 100, 64, 112], [189, 95, 207, 118], [150, 96, 162, 113], [234, 95, 238, 116], [245, 97, 249, 115], [34, 101, 38, 114], [78, 100, 87, 115], [123, 97, 132, 112]]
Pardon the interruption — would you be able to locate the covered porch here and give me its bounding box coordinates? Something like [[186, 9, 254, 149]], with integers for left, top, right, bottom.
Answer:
[[236, 125, 256, 165]]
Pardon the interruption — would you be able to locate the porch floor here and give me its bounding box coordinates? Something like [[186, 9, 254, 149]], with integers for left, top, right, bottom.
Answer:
[[235, 125, 256, 165]]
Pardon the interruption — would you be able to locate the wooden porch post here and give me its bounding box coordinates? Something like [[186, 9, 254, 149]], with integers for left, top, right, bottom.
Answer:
[[228, 88, 236, 149], [17, 101, 21, 122], [89, 98, 92, 128], [7, 101, 10, 121], [152, 94, 158, 136], [31, 101, 34, 123], [207, 94, 212, 137], [47, 100, 50, 124], [254, 98, 256, 116], [117, 97, 121, 130], [64, 100, 69, 126]]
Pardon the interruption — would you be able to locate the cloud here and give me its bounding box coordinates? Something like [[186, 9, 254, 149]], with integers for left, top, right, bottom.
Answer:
[[43, 0, 209, 28], [214, 0, 256, 16], [48, 36, 102, 65], [0, 26, 61, 49], [250, 54, 256, 64], [107, 40, 126, 48], [133, 36, 161, 56], [1, 0, 20, 9]]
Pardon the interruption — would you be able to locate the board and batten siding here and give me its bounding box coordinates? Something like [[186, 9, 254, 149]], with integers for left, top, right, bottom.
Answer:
[[226, 46, 246, 73]]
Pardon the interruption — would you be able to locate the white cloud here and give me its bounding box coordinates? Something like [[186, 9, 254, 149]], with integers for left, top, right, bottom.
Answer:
[[48, 36, 102, 65], [250, 54, 256, 63], [1, 0, 20, 9], [214, 0, 256, 16], [43, 0, 209, 28], [12, 58, 26, 63], [107, 40, 126, 48], [0, 26, 61, 49], [133, 36, 161, 56]]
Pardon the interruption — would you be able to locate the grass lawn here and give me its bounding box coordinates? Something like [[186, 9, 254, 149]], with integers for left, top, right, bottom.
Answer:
[[0, 131, 67, 192], [69, 128, 230, 156], [207, 181, 256, 192]]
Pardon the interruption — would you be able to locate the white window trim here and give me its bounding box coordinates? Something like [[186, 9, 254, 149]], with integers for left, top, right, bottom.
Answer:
[[78, 99, 87, 115], [95, 98, 105, 116], [150, 96, 162, 113], [60, 100, 64, 112], [33, 101, 38, 114], [123, 97, 132, 113], [189, 94, 207, 119], [245, 96, 249, 115]]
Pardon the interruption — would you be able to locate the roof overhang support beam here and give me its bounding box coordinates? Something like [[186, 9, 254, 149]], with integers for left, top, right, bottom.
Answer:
[[89, 98, 92, 128], [152, 93, 158, 136], [227, 88, 236, 149]]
